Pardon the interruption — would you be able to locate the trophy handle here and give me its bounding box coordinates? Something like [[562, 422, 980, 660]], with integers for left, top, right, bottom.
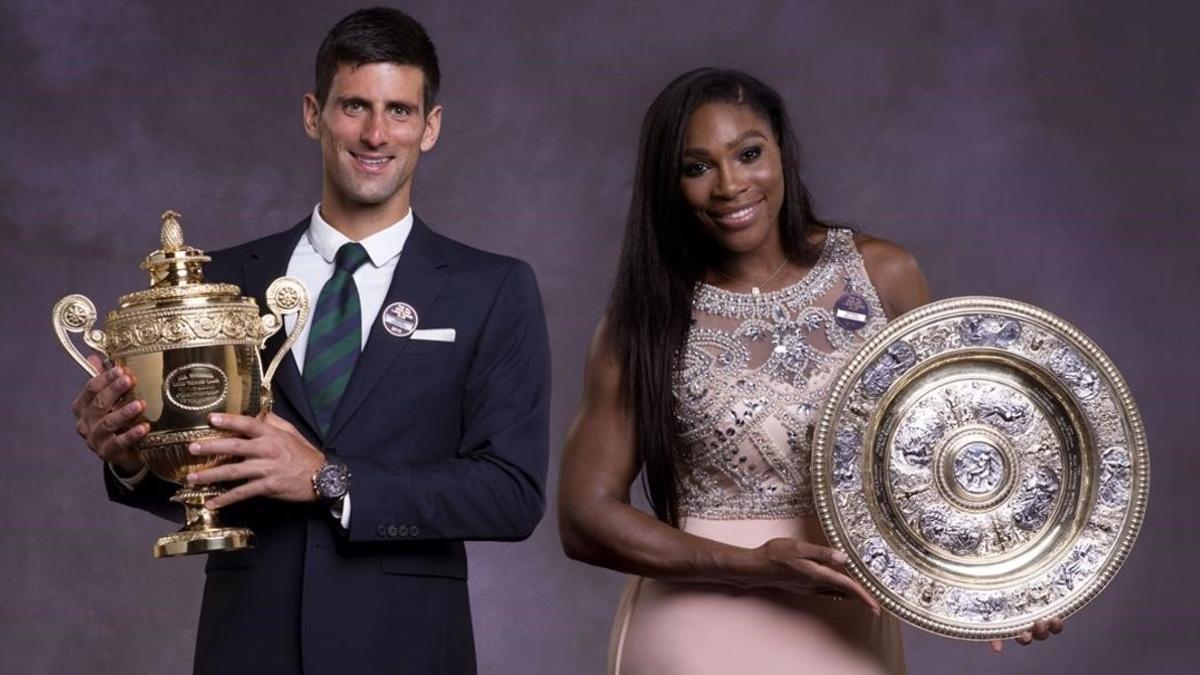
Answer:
[[52, 294, 109, 377], [259, 277, 311, 396]]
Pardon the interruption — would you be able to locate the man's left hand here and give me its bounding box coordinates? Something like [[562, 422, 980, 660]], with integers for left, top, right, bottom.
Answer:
[[187, 412, 325, 509], [988, 618, 1064, 653]]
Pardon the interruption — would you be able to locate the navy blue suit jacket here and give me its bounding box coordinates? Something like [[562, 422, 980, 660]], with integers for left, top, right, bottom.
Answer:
[[105, 215, 551, 674]]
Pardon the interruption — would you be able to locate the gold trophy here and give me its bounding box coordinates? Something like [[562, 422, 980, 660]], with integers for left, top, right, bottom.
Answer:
[[52, 211, 310, 558]]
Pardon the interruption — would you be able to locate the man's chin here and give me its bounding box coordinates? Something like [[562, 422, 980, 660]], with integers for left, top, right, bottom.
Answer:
[[335, 183, 402, 208]]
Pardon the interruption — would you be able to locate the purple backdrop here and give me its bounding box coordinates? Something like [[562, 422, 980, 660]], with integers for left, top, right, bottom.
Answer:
[[2, 1, 1197, 673]]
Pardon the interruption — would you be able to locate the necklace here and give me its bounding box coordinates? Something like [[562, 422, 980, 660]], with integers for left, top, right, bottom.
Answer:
[[713, 258, 789, 296]]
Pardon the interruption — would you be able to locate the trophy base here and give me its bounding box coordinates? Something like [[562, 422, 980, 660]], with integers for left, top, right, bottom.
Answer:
[[153, 527, 255, 558], [152, 485, 256, 558]]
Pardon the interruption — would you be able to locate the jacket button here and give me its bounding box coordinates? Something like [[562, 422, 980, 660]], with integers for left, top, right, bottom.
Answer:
[[376, 524, 387, 538], [409, 525, 419, 537], [386, 524, 399, 538], [398, 524, 409, 537]]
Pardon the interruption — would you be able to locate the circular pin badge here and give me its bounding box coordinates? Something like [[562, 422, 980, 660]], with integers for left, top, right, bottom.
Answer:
[[834, 293, 870, 331], [381, 301, 419, 338]]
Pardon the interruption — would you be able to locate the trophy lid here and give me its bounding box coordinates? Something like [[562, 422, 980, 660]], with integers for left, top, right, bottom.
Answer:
[[139, 210, 212, 288], [113, 210, 243, 311]]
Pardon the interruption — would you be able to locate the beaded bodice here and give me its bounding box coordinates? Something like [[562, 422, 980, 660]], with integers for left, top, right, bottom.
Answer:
[[674, 229, 889, 520]]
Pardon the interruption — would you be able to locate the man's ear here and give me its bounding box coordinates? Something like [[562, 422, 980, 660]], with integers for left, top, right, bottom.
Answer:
[[420, 104, 443, 152], [303, 93, 322, 140]]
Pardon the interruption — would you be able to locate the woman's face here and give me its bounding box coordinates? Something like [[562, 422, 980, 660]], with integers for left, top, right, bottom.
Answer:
[[680, 102, 785, 256]]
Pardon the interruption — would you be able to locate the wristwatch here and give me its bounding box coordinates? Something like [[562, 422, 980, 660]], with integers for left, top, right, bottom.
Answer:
[[311, 461, 351, 502]]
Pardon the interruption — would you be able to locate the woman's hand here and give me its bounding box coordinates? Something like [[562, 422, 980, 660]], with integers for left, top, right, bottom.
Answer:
[[741, 538, 881, 614], [988, 618, 1064, 653]]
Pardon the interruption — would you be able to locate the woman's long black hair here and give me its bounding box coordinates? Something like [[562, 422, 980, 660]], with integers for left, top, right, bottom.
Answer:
[[607, 68, 831, 526]]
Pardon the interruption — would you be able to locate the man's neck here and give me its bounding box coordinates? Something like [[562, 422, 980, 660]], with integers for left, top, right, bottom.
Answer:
[[318, 194, 411, 241]]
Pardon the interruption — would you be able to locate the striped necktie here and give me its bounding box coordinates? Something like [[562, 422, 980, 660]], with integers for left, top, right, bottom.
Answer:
[[304, 242, 371, 435]]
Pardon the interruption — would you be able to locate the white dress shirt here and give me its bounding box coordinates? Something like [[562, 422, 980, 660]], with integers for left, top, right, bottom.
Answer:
[[284, 204, 414, 365], [113, 205, 414, 529]]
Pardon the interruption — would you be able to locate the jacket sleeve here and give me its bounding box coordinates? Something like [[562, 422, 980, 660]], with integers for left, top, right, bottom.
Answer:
[[341, 260, 551, 543], [104, 463, 186, 523]]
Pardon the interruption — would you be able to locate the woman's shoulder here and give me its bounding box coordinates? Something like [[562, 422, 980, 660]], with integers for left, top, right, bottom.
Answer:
[[849, 231, 931, 319]]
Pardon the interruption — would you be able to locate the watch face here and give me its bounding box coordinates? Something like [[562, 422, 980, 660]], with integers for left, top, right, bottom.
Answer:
[[316, 463, 350, 499]]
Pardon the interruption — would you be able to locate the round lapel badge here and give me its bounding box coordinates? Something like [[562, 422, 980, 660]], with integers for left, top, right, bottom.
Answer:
[[834, 293, 870, 331], [381, 301, 419, 338]]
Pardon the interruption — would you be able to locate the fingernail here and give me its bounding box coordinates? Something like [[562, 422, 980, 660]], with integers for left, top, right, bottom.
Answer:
[[189, 442, 201, 453], [125, 401, 140, 413], [832, 551, 848, 563], [209, 414, 223, 424], [186, 473, 196, 484]]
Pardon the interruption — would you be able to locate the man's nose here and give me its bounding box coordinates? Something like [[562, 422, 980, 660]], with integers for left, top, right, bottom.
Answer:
[[360, 113, 386, 147]]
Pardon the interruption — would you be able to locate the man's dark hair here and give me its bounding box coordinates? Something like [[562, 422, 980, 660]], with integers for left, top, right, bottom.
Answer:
[[315, 7, 440, 113]]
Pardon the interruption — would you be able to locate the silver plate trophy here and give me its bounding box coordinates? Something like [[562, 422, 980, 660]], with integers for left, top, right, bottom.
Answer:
[[812, 297, 1148, 640]]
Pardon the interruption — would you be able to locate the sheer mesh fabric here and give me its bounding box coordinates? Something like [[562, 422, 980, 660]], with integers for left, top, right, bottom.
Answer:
[[673, 229, 889, 519]]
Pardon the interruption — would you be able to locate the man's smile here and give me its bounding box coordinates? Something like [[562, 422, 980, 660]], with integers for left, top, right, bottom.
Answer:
[[349, 150, 394, 173]]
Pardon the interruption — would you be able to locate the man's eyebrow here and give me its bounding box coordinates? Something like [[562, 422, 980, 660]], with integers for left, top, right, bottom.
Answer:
[[683, 130, 768, 156]]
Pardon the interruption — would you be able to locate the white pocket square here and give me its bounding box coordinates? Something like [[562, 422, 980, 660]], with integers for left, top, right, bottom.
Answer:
[[411, 328, 456, 342]]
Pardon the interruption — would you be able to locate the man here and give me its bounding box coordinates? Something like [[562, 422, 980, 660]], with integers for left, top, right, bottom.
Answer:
[[69, 8, 550, 674]]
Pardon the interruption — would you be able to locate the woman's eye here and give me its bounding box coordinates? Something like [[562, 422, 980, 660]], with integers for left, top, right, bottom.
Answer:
[[739, 146, 762, 162], [682, 162, 709, 177]]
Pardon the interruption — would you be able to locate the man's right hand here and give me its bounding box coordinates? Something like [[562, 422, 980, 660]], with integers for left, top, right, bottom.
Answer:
[[71, 354, 148, 475]]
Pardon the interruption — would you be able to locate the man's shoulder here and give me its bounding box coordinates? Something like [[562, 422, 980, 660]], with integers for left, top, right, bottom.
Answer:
[[422, 222, 534, 284], [208, 218, 308, 262]]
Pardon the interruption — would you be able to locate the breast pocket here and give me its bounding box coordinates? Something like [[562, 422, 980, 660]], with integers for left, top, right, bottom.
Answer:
[[400, 338, 457, 359]]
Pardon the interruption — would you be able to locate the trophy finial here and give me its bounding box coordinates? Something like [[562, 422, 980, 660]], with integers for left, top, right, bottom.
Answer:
[[161, 210, 185, 253]]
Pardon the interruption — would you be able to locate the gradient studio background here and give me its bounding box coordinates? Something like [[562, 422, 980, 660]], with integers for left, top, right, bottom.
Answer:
[[2, 1, 1197, 673]]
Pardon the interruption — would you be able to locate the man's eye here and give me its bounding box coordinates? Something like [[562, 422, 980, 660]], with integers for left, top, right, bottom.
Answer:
[[739, 146, 762, 162], [343, 101, 365, 114], [682, 162, 709, 178], [389, 106, 411, 117]]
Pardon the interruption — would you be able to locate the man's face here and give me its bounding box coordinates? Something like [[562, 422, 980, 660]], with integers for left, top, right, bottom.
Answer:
[[303, 62, 441, 215]]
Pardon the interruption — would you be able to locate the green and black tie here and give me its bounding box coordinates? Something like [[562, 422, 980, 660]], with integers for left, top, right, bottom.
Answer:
[[304, 242, 371, 435]]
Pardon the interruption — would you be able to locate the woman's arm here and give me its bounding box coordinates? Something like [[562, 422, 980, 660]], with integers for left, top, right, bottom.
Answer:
[[855, 234, 932, 319], [557, 319, 879, 610]]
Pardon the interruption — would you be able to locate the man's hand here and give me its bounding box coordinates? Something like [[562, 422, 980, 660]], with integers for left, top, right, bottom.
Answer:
[[187, 412, 325, 509], [989, 618, 1064, 653], [71, 354, 148, 474]]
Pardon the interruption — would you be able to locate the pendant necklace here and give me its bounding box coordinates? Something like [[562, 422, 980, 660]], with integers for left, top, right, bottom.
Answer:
[[713, 258, 789, 296]]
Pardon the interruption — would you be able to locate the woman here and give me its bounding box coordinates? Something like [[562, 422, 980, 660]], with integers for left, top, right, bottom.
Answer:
[[558, 68, 1060, 674]]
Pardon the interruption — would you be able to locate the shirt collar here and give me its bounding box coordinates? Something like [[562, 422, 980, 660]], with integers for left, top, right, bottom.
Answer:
[[306, 204, 413, 268]]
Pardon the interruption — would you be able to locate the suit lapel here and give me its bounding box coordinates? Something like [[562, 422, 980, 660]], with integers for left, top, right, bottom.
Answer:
[[243, 217, 321, 436], [326, 216, 449, 442]]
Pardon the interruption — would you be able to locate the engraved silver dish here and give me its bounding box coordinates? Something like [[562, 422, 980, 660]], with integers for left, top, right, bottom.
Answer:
[[812, 296, 1148, 640]]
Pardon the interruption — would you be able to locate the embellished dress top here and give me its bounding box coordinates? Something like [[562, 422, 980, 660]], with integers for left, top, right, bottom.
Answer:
[[674, 227, 889, 521], [610, 228, 907, 675]]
